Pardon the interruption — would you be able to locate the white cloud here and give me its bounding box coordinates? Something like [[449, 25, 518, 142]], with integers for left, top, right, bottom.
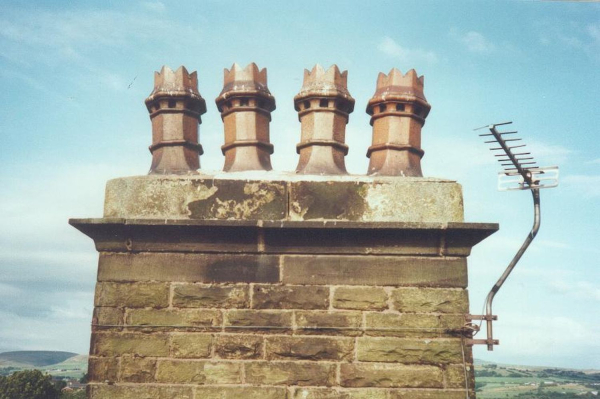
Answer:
[[538, 20, 600, 61], [588, 23, 600, 42], [141, 1, 166, 12], [0, 7, 203, 92], [503, 265, 600, 305], [0, 283, 22, 297], [424, 134, 571, 183], [549, 280, 600, 302], [562, 174, 600, 198], [505, 314, 598, 355], [0, 307, 92, 354], [526, 140, 572, 165], [476, 313, 600, 368], [426, 135, 496, 181], [451, 29, 496, 53], [377, 36, 438, 64], [0, 9, 199, 51], [535, 239, 570, 250], [587, 158, 600, 165]]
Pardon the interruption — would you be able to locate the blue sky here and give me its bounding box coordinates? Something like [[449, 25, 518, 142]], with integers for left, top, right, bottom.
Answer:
[[0, 0, 598, 369]]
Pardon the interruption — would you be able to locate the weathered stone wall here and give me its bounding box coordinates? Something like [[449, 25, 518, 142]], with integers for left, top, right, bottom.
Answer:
[[72, 174, 495, 399]]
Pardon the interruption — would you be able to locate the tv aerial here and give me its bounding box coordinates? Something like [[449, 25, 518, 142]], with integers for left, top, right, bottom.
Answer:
[[467, 121, 558, 350]]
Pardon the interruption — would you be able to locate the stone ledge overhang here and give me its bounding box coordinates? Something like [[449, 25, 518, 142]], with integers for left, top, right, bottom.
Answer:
[[70, 218, 498, 257]]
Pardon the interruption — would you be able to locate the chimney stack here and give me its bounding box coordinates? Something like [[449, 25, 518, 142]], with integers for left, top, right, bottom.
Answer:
[[294, 65, 355, 174], [215, 63, 276, 172], [366, 68, 431, 176], [72, 64, 500, 399], [145, 66, 206, 174]]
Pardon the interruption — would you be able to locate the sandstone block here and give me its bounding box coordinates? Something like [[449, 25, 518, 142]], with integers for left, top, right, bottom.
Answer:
[[194, 387, 286, 399], [391, 288, 468, 313], [282, 255, 467, 287], [156, 360, 241, 384], [365, 313, 464, 338], [266, 336, 354, 361], [340, 363, 443, 388], [88, 357, 118, 383], [245, 361, 336, 386], [296, 310, 362, 336], [252, 285, 329, 309], [125, 309, 222, 330], [94, 282, 169, 308], [357, 337, 463, 364], [171, 333, 213, 358], [98, 253, 280, 283], [333, 287, 388, 310], [92, 333, 169, 357], [93, 307, 123, 327], [88, 384, 193, 399], [173, 284, 249, 308], [119, 356, 156, 383], [445, 364, 474, 389], [215, 334, 263, 359], [224, 310, 292, 333]]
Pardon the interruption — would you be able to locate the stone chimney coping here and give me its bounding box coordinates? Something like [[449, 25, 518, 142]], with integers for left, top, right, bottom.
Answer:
[[100, 173, 466, 223]]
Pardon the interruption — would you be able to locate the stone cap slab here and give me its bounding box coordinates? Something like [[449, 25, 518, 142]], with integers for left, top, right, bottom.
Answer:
[[69, 218, 498, 257], [102, 171, 465, 223]]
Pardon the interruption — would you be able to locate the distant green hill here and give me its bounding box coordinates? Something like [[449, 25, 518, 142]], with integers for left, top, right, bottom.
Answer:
[[0, 351, 79, 367]]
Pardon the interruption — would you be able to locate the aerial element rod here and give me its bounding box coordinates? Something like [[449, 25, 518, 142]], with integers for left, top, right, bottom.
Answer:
[[483, 123, 534, 186]]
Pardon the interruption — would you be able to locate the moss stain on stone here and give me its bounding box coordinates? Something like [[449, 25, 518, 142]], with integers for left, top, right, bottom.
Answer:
[[291, 181, 368, 221], [187, 181, 285, 220]]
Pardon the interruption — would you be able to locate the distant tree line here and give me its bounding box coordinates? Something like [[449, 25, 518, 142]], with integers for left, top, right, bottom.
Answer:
[[539, 369, 600, 382], [0, 370, 85, 399]]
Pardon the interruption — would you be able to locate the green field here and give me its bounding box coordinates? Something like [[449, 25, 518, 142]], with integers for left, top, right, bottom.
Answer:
[[475, 361, 600, 398]]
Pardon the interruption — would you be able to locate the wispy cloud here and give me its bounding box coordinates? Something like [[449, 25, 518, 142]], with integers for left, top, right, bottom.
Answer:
[[0, 6, 203, 92], [499, 313, 599, 364], [425, 134, 570, 182], [450, 29, 496, 53], [0, 8, 199, 52], [536, 239, 570, 250], [538, 20, 600, 61], [549, 280, 600, 302], [562, 174, 600, 198], [0, 161, 141, 353], [141, 1, 166, 12], [527, 140, 572, 165], [587, 158, 600, 165], [0, 283, 22, 297], [377, 36, 438, 64]]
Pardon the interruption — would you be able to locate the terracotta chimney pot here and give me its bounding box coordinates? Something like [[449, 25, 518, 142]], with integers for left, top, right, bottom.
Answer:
[[366, 68, 431, 176], [215, 63, 276, 172], [145, 66, 206, 174], [294, 64, 354, 175]]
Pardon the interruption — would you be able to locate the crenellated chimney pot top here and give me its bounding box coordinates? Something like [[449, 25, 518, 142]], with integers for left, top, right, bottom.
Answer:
[[367, 68, 428, 115]]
